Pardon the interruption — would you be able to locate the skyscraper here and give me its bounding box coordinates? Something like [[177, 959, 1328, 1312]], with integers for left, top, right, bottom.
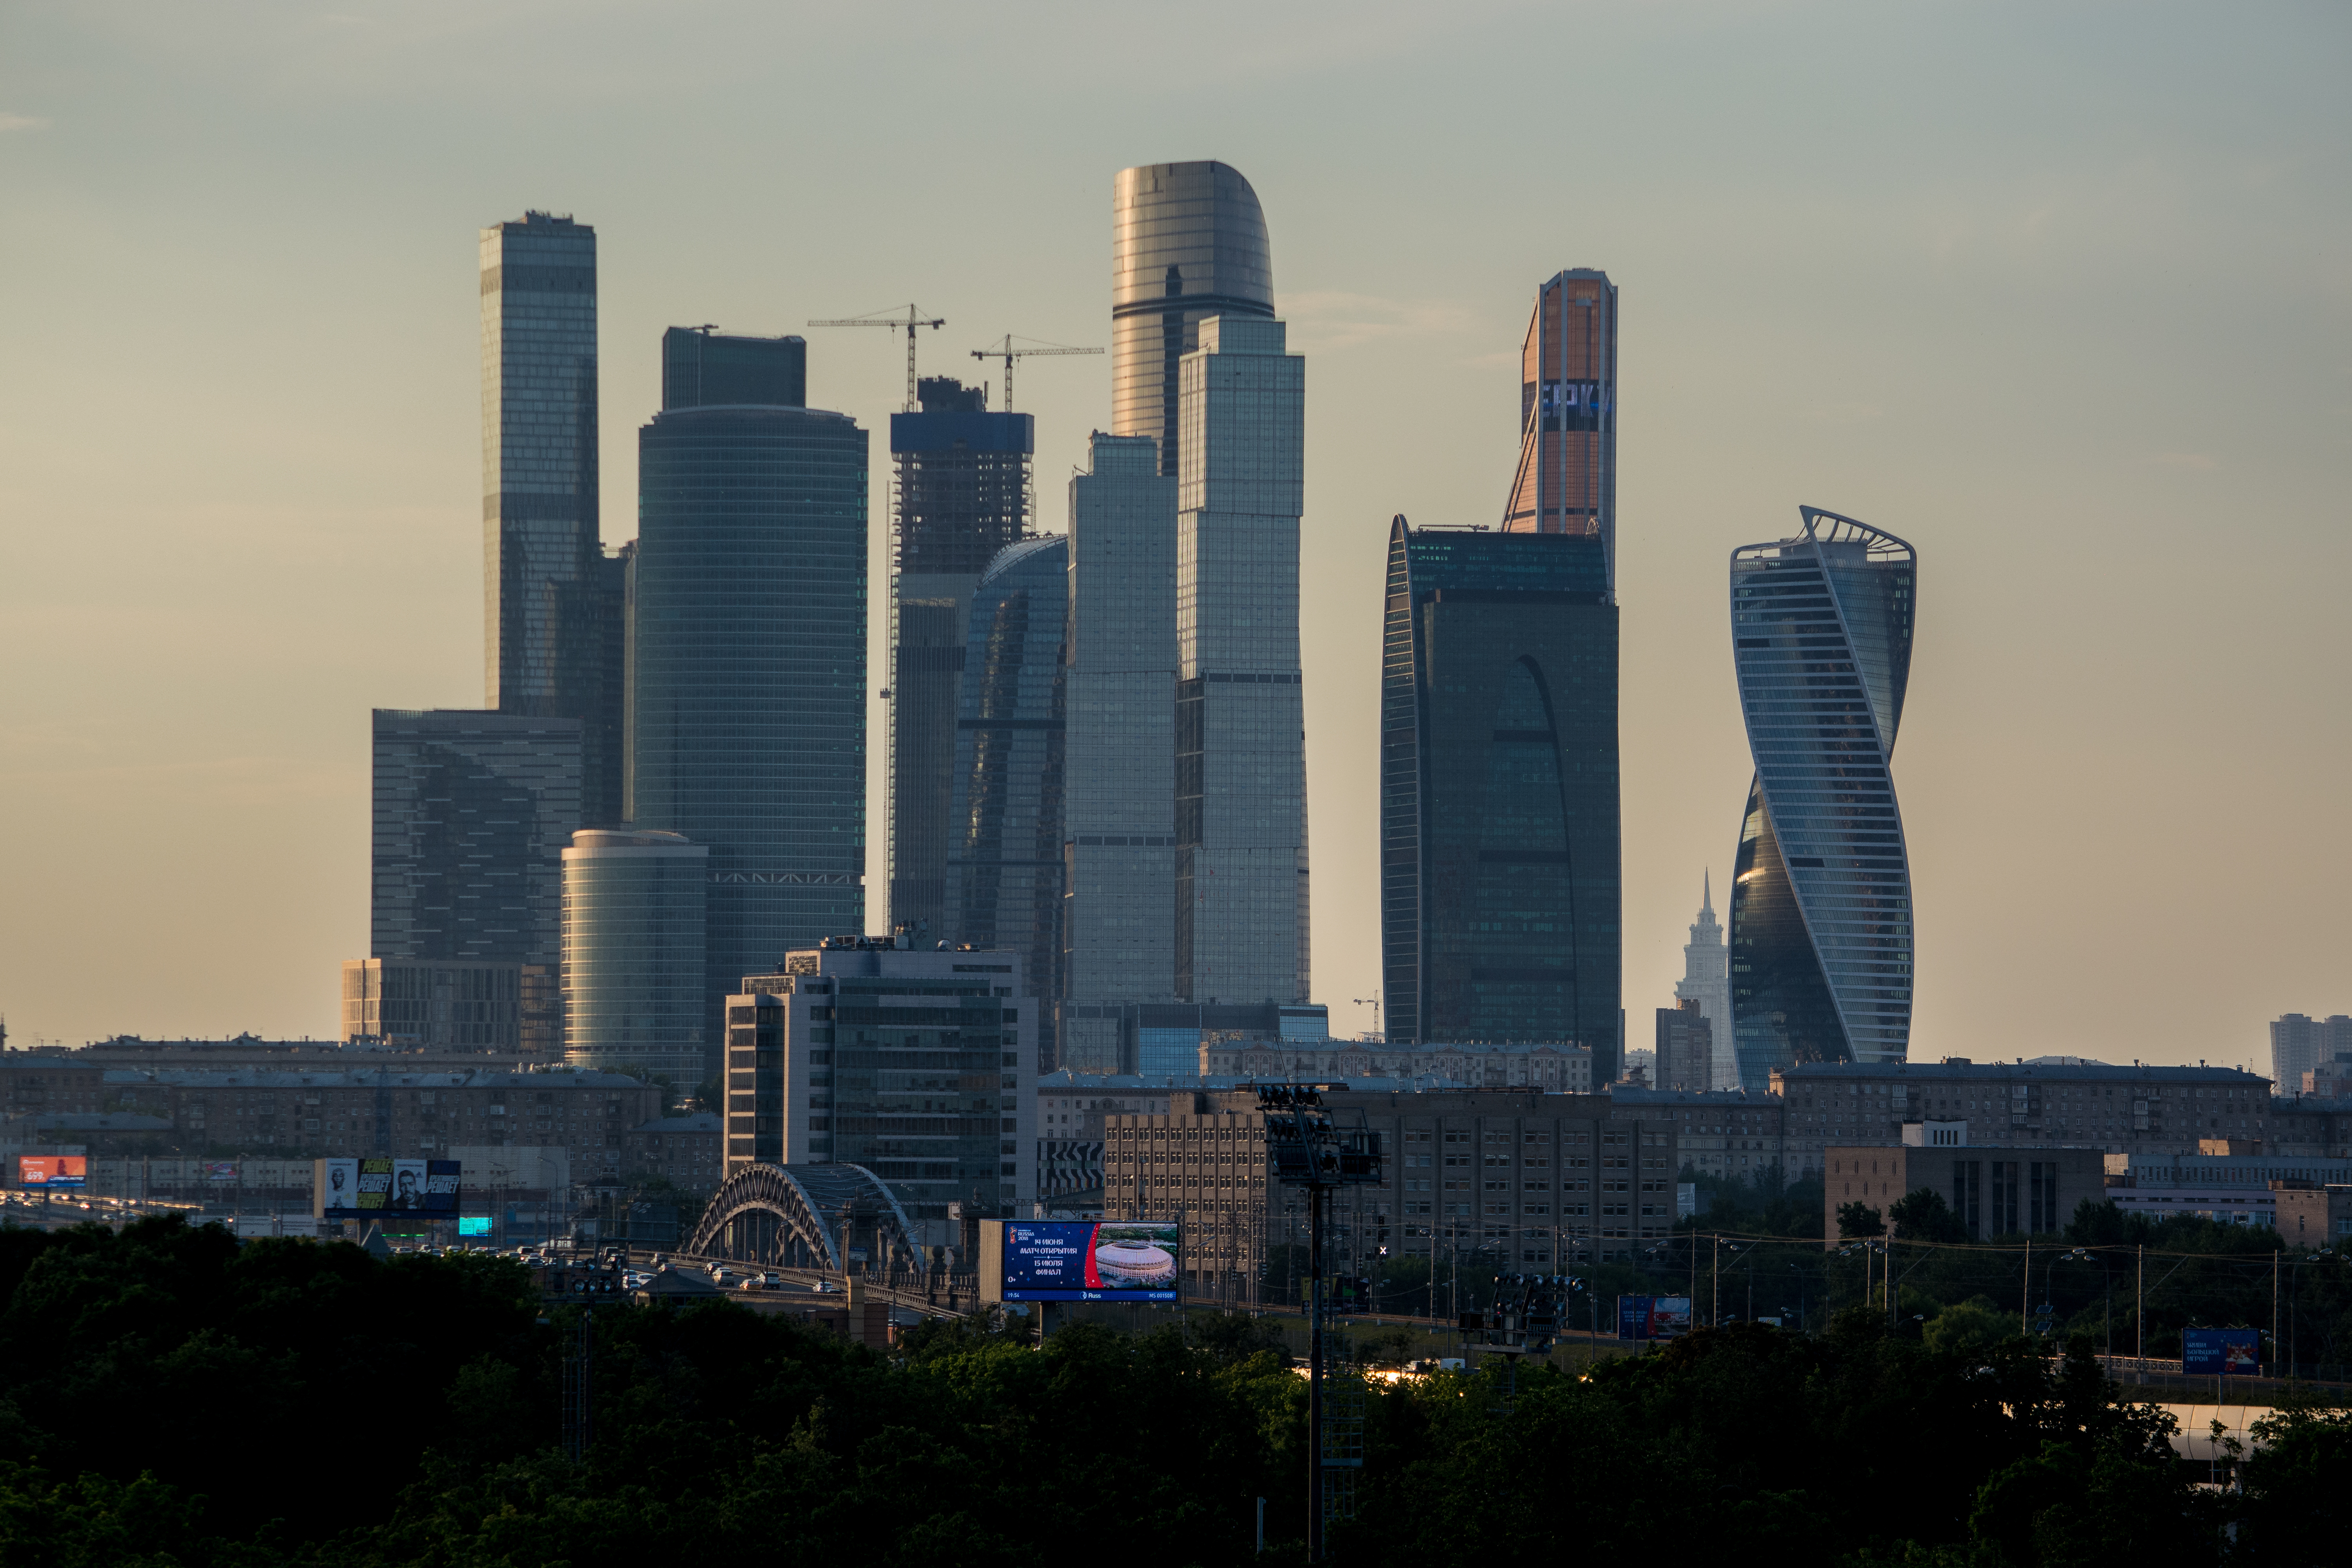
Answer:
[[561, 828, 710, 1084], [370, 707, 580, 974], [1111, 162, 1274, 477], [887, 377, 1033, 942], [1728, 506, 1917, 1088], [1377, 519, 1620, 1069], [1060, 431, 1180, 1072], [631, 330, 867, 1046], [1674, 874, 1735, 1088], [480, 212, 624, 827], [944, 535, 1068, 1064], [1175, 314, 1308, 1007], [1502, 270, 1618, 575], [2272, 1013, 2352, 1094]]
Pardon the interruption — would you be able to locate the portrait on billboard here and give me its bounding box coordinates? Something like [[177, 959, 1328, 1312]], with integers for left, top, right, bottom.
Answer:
[[388, 1160, 428, 1210], [320, 1158, 360, 1214]]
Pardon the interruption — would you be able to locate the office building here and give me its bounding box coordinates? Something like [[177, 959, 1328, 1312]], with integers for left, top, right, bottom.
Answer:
[[1174, 314, 1308, 1007], [888, 377, 1034, 942], [1111, 161, 1275, 477], [2272, 1013, 2352, 1094], [723, 936, 1036, 1228], [339, 958, 535, 1053], [1655, 1000, 1713, 1091], [662, 324, 806, 409], [1822, 1141, 2105, 1243], [943, 535, 1067, 1062], [622, 1110, 724, 1191], [631, 333, 866, 1044], [1101, 1088, 1682, 1307], [1674, 875, 1734, 1088], [1772, 1057, 2274, 1169], [1728, 506, 1917, 1087], [370, 709, 580, 982], [1502, 270, 1619, 582], [560, 829, 710, 1085], [1378, 519, 1619, 1066], [480, 212, 624, 828], [1060, 431, 1181, 1073]]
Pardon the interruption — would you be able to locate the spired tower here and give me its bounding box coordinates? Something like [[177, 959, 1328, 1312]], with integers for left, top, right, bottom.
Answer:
[[1727, 506, 1917, 1089], [1673, 873, 1735, 1088]]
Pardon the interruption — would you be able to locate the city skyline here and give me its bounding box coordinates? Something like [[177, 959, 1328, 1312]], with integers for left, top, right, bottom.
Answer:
[[3, 4, 2345, 1071]]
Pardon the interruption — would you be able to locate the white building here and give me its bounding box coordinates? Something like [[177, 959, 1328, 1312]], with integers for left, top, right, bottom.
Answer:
[[1673, 873, 1735, 1089]]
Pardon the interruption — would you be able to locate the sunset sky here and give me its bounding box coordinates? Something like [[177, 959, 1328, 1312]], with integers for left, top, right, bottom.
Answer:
[[2, 1, 2345, 1067]]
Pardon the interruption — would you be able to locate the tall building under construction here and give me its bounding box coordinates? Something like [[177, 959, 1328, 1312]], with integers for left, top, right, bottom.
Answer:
[[887, 377, 1034, 942]]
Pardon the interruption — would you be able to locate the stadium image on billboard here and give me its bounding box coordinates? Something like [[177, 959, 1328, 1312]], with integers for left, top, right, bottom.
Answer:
[[1001, 1221, 1180, 1302], [17, 1156, 87, 1189]]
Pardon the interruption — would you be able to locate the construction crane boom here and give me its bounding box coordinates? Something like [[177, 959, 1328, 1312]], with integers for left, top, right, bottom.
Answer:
[[969, 334, 1103, 410], [808, 304, 945, 412]]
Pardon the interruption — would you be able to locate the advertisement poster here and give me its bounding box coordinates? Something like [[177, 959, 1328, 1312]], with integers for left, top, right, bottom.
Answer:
[[1616, 1295, 1692, 1341], [319, 1158, 361, 1214], [387, 1159, 428, 1211], [457, 1216, 492, 1238], [1001, 1220, 1181, 1301], [2182, 1328, 2261, 1376], [18, 1155, 87, 1189], [204, 1162, 238, 1182], [356, 1158, 396, 1211], [423, 1159, 462, 1214]]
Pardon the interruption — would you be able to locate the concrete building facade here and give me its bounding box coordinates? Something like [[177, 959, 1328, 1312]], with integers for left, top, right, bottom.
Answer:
[[1823, 1142, 2105, 1243]]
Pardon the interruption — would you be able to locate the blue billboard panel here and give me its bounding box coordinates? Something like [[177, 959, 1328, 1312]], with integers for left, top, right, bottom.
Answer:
[[457, 1215, 492, 1237], [2182, 1328, 2261, 1375], [1002, 1220, 1180, 1302], [1616, 1295, 1693, 1341]]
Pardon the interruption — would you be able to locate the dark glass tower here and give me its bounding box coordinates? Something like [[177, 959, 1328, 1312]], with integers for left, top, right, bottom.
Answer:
[[1728, 506, 1916, 1089], [1378, 517, 1621, 1072], [943, 535, 1068, 1065], [886, 377, 1033, 942], [479, 212, 624, 827], [631, 334, 867, 1070]]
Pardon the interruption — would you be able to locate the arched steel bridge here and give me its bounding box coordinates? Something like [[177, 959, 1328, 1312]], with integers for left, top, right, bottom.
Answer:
[[682, 1162, 926, 1272]]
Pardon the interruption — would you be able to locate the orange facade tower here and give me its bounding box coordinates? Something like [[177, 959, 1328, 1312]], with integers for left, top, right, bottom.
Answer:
[[1501, 270, 1618, 588]]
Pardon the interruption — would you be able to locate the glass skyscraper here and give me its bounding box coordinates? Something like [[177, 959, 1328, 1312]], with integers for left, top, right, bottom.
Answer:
[[1502, 269, 1617, 575], [479, 212, 624, 827], [1060, 432, 1180, 1073], [1111, 162, 1275, 477], [943, 535, 1067, 1064], [886, 377, 1033, 943], [631, 331, 867, 1047], [561, 828, 710, 1085], [1174, 314, 1308, 1007], [1377, 520, 1621, 1069], [1728, 506, 1917, 1087]]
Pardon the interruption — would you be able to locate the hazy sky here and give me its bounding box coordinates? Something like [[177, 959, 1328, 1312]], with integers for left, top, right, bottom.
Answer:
[[3, 2, 2346, 1069]]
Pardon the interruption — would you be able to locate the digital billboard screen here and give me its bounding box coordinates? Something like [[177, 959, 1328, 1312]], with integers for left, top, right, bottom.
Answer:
[[1001, 1220, 1180, 1302], [457, 1215, 492, 1238], [1616, 1295, 1692, 1341], [322, 1158, 461, 1217], [18, 1156, 86, 1189], [2182, 1328, 2261, 1375]]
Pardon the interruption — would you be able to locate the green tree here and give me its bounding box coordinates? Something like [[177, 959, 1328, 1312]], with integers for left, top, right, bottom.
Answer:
[[1888, 1187, 1974, 1244], [1838, 1200, 1887, 1238]]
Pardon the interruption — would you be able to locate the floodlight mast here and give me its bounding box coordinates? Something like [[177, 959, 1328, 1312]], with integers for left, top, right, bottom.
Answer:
[[1256, 1083, 1383, 1562]]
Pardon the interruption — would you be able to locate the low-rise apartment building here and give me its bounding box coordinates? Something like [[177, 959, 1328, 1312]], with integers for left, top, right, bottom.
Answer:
[[623, 1111, 723, 1190], [1822, 1141, 2106, 1243]]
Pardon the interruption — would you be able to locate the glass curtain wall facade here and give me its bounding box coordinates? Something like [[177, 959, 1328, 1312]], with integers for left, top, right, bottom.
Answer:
[[561, 829, 710, 1085], [1111, 162, 1275, 477], [1174, 316, 1308, 1007], [662, 325, 806, 410], [887, 377, 1033, 942], [1728, 506, 1916, 1088], [1377, 519, 1621, 1072], [1060, 432, 1180, 1073], [944, 536, 1067, 1065], [1501, 270, 1617, 573], [480, 212, 624, 827], [632, 352, 867, 1051]]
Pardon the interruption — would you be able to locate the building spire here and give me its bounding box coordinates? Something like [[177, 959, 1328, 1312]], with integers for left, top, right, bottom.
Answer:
[[1701, 867, 1713, 916]]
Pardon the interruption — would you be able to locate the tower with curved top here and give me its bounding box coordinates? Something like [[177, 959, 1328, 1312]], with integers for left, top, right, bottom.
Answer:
[[1728, 507, 1916, 1088]]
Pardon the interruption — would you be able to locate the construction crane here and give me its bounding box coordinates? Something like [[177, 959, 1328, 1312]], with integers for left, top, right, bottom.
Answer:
[[969, 334, 1103, 410], [807, 304, 945, 412]]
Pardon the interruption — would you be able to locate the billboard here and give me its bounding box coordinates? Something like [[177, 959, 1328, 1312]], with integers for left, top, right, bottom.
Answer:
[[2182, 1328, 2261, 1376], [1616, 1295, 1693, 1341], [1000, 1220, 1180, 1302], [204, 1161, 238, 1182], [18, 1156, 87, 1189], [457, 1215, 492, 1238], [319, 1158, 461, 1218]]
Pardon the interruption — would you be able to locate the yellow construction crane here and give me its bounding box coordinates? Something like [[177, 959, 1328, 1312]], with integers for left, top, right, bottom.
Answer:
[[969, 335, 1103, 410], [807, 304, 945, 412]]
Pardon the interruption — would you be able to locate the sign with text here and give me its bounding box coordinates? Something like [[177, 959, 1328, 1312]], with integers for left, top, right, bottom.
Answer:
[[1000, 1220, 1180, 1302], [2181, 1328, 2261, 1376], [318, 1158, 461, 1218], [17, 1156, 86, 1189], [1616, 1295, 1692, 1341]]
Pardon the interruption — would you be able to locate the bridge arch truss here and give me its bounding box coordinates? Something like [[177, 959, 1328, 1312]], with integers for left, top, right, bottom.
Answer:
[[682, 1163, 924, 1270]]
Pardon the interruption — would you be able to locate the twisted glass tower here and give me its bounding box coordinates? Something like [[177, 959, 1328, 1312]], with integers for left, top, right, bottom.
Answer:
[[1728, 507, 1916, 1088]]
